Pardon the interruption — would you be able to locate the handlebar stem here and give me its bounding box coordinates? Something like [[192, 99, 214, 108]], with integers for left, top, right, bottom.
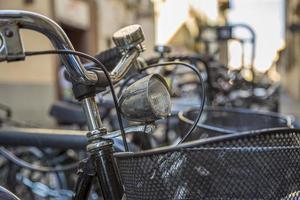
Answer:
[[81, 97, 102, 131]]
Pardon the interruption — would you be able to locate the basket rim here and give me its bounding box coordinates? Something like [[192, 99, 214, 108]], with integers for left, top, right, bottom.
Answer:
[[114, 128, 300, 158], [179, 106, 292, 123], [177, 106, 293, 135]]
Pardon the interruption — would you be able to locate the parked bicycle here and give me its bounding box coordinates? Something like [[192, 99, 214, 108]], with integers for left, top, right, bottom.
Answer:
[[0, 10, 299, 200]]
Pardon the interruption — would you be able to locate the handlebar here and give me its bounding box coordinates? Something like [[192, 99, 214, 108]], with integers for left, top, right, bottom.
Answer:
[[0, 10, 144, 86], [0, 10, 147, 154]]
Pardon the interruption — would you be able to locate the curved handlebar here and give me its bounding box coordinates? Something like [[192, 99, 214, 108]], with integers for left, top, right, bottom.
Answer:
[[0, 10, 98, 85]]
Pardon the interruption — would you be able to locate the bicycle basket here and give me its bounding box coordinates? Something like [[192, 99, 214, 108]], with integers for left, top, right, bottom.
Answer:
[[178, 106, 292, 142], [115, 128, 300, 200]]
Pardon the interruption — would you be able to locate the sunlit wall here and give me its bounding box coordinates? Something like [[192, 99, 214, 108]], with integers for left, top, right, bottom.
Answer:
[[154, 0, 218, 44], [154, 0, 284, 73], [228, 0, 284, 72]]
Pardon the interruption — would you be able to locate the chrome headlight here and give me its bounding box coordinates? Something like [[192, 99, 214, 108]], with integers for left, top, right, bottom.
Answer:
[[119, 74, 171, 122]]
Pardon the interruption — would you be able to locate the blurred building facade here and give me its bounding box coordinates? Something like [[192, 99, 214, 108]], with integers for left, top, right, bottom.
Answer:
[[282, 0, 300, 99]]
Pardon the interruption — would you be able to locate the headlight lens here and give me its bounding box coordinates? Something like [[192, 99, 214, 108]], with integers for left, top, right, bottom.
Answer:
[[119, 74, 171, 122], [148, 77, 171, 118]]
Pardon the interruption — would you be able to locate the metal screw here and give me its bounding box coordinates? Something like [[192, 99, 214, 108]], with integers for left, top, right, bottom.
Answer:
[[4, 29, 14, 37]]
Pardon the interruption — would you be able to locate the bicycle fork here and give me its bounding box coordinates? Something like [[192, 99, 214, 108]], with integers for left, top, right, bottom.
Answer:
[[73, 97, 124, 200]]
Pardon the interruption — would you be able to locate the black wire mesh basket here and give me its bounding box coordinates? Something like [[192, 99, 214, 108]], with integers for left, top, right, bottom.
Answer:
[[115, 128, 300, 200], [178, 106, 293, 142]]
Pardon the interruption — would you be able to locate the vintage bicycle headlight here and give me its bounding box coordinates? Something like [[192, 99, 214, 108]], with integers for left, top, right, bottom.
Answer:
[[119, 74, 171, 122]]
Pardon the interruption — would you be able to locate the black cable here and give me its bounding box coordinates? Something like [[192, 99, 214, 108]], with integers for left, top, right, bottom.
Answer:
[[142, 61, 206, 144], [117, 73, 147, 97], [25, 50, 129, 151], [0, 147, 78, 172]]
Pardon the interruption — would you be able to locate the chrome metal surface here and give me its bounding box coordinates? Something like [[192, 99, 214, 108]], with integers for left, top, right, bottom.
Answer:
[[107, 124, 155, 138], [0, 10, 97, 84], [0, 23, 25, 62], [81, 97, 102, 131], [119, 74, 171, 122], [110, 24, 145, 83], [112, 24, 144, 50], [0, 186, 20, 200], [110, 48, 139, 82]]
